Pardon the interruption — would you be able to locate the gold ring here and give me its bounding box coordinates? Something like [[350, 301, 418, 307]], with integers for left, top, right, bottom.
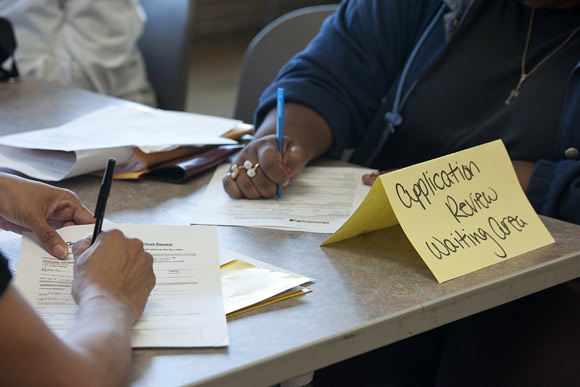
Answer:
[[246, 163, 260, 178]]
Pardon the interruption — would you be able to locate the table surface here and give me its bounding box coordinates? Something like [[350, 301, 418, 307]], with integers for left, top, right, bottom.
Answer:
[[3, 78, 580, 387]]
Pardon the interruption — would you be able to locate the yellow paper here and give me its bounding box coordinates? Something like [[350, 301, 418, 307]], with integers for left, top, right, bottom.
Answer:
[[321, 180, 398, 245], [221, 260, 312, 315], [323, 140, 555, 283]]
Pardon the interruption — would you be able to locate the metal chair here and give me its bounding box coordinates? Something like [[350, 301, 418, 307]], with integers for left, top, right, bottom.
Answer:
[[233, 4, 338, 123]]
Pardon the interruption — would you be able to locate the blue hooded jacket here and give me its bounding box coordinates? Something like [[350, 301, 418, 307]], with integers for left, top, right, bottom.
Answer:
[[256, 0, 580, 225]]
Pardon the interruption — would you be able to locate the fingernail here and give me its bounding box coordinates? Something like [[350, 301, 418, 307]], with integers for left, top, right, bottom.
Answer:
[[284, 166, 293, 176], [53, 244, 67, 259], [282, 180, 290, 187], [362, 174, 378, 186]]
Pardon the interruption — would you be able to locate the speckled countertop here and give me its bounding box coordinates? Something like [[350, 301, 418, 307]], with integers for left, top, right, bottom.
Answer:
[[3, 78, 580, 387]]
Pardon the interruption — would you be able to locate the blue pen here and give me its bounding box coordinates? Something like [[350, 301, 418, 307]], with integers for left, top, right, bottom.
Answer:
[[276, 88, 285, 199]]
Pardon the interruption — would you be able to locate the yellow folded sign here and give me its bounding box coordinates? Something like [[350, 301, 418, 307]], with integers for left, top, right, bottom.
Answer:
[[322, 140, 554, 283]]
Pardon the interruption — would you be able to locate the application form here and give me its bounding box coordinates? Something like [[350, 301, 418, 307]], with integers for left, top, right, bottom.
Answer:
[[14, 224, 228, 348], [192, 164, 374, 233]]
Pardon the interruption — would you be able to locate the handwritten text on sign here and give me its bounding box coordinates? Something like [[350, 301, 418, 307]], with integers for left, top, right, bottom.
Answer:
[[321, 140, 554, 283], [395, 159, 524, 259], [383, 140, 554, 282]]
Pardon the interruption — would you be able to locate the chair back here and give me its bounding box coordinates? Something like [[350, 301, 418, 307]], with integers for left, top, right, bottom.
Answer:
[[139, 0, 194, 111], [234, 4, 338, 123]]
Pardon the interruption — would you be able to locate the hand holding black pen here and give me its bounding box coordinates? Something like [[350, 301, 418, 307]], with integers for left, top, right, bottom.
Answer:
[[91, 158, 116, 245]]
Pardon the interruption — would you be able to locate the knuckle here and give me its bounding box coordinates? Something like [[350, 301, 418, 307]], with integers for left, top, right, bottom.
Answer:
[[144, 251, 154, 266], [148, 271, 157, 288], [259, 187, 277, 198], [106, 229, 124, 239], [233, 147, 256, 164], [63, 188, 79, 199], [223, 179, 242, 198], [287, 147, 307, 165], [38, 229, 55, 244], [253, 178, 277, 198], [259, 147, 282, 164], [260, 163, 282, 179], [128, 237, 145, 252], [236, 176, 253, 192]]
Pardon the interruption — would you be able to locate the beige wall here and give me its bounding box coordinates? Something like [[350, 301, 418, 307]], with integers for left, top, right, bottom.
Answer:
[[193, 0, 340, 39]]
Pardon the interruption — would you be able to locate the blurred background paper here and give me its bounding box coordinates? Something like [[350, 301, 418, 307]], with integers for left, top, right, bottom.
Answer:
[[0, 105, 240, 151], [0, 105, 247, 181]]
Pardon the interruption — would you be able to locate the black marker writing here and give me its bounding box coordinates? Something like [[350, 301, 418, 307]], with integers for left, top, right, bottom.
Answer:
[[424, 214, 528, 260], [445, 187, 499, 223], [425, 227, 507, 260], [396, 161, 481, 210]]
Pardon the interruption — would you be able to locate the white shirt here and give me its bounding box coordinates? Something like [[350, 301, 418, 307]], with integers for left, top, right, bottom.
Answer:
[[0, 0, 156, 106]]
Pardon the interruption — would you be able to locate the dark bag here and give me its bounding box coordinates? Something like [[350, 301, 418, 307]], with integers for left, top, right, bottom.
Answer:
[[143, 144, 245, 183], [0, 17, 20, 82]]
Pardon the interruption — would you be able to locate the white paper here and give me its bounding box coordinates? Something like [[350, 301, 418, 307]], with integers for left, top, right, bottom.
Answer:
[[14, 224, 228, 348], [218, 248, 312, 315], [0, 230, 21, 274], [0, 105, 239, 151], [192, 164, 374, 233], [219, 247, 311, 277], [0, 145, 139, 181], [0, 105, 243, 180]]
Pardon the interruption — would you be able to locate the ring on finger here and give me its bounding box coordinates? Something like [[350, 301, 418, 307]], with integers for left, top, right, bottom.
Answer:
[[246, 163, 260, 178], [226, 164, 240, 180], [243, 160, 255, 170]]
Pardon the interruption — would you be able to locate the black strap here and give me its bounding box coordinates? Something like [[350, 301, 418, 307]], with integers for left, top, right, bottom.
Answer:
[[0, 17, 20, 81]]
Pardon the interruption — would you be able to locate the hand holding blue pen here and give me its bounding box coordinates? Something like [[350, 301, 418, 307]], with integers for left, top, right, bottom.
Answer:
[[222, 88, 319, 200], [276, 88, 285, 199]]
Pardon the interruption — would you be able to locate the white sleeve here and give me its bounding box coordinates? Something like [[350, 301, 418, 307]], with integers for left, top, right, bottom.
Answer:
[[1, 0, 156, 106]]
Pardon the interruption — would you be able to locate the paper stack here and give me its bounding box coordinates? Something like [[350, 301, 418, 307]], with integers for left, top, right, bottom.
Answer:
[[0, 105, 251, 181]]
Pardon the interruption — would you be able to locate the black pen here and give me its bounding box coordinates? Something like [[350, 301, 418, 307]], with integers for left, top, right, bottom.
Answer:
[[91, 158, 116, 245]]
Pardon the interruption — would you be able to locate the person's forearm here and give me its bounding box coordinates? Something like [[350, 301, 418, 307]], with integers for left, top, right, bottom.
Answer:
[[64, 295, 135, 387], [0, 287, 135, 387], [255, 103, 333, 163]]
